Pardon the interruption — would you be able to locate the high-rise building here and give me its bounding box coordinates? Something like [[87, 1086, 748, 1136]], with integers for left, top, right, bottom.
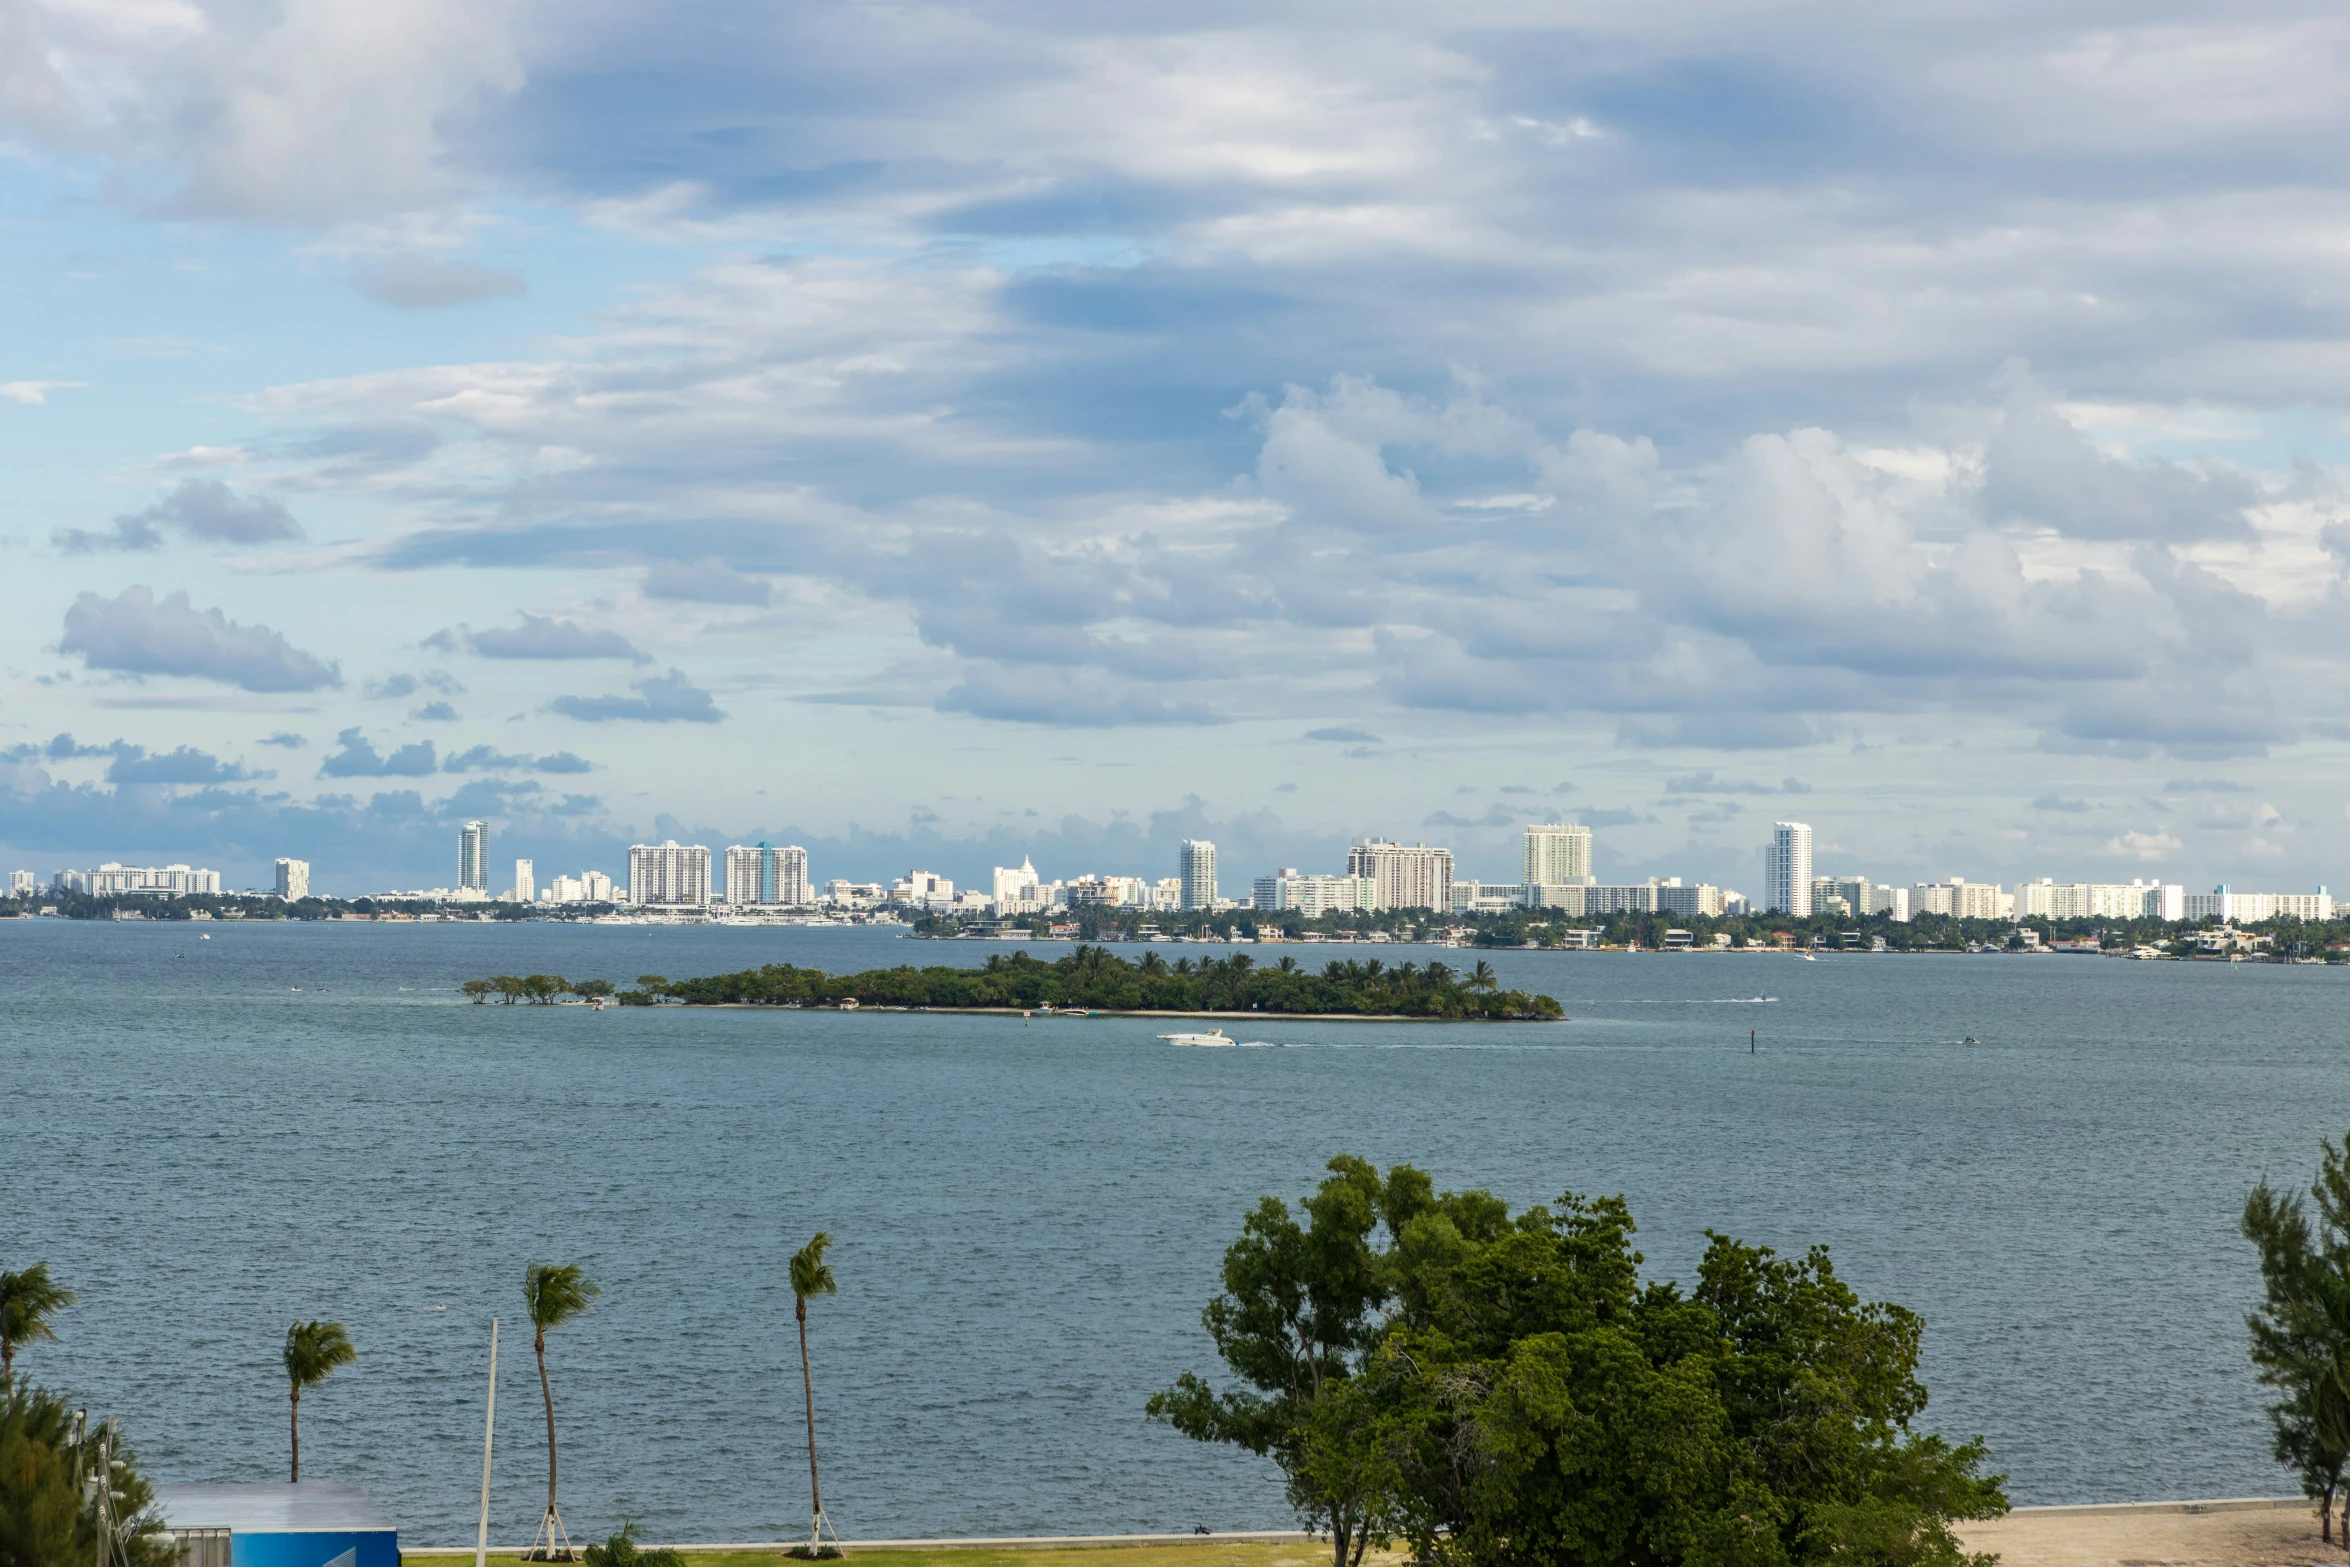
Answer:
[[582, 870, 614, 903], [723, 843, 811, 906], [1522, 824, 1594, 887], [1346, 839, 1454, 912], [1762, 822, 1812, 916], [629, 840, 712, 906], [459, 821, 490, 892], [1179, 840, 1218, 910], [274, 858, 310, 900], [514, 859, 535, 902], [7, 870, 34, 898], [1257, 869, 1375, 914]]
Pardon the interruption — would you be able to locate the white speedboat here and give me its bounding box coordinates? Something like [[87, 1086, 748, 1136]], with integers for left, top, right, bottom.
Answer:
[[1159, 1027, 1236, 1047]]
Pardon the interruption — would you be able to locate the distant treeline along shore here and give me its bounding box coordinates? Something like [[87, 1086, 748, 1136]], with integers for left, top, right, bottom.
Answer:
[[465, 946, 1565, 1019]]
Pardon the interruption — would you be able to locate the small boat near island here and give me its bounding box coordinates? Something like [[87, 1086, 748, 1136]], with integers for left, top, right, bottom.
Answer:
[[1159, 1027, 1236, 1047]]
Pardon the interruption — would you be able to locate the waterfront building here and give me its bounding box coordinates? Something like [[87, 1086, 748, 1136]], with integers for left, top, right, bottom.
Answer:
[[825, 879, 886, 909], [1449, 880, 1525, 915], [583, 870, 614, 902], [514, 859, 535, 903], [894, 870, 955, 907], [1912, 879, 2011, 920], [629, 840, 712, 906], [1347, 838, 1454, 912], [459, 820, 490, 892], [1259, 870, 1377, 914], [1152, 876, 1184, 911], [1522, 824, 1594, 887], [993, 859, 1045, 913], [546, 874, 584, 903], [724, 843, 811, 906], [1179, 840, 1218, 910], [1884, 886, 1910, 922], [7, 869, 32, 898], [1762, 823, 1812, 916], [2017, 879, 2184, 921], [1656, 879, 1724, 918], [86, 863, 222, 897], [274, 858, 310, 901], [2183, 886, 2333, 922]]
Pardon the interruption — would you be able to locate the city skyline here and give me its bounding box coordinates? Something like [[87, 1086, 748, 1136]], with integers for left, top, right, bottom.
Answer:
[[7, 1, 2350, 891]]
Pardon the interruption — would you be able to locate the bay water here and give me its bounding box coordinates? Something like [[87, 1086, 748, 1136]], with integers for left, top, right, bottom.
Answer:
[[5, 921, 2344, 1541]]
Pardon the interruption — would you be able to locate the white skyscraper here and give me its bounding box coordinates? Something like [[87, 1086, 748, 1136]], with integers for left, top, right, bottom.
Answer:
[[1763, 822, 1813, 916], [1178, 840, 1218, 910], [8, 870, 34, 898], [274, 858, 310, 900], [459, 821, 490, 892], [723, 843, 811, 906], [629, 840, 712, 906], [1347, 838, 1455, 912], [1522, 824, 1594, 887], [514, 859, 535, 902]]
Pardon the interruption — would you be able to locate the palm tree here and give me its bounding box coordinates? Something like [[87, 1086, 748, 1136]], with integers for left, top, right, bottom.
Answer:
[[1467, 960, 1498, 993], [523, 1262, 601, 1558], [282, 1320, 356, 1481], [0, 1264, 75, 1391], [789, 1233, 839, 1551]]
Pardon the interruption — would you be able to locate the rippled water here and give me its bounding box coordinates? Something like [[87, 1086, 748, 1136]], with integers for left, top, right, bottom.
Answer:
[[6, 921, 2343, 1542]]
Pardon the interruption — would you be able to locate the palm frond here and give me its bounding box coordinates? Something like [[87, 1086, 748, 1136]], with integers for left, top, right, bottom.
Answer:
[[524, 1261, 602, 1332], [283, 1320, 358, 1388], [790, 1233, 838, 1301]]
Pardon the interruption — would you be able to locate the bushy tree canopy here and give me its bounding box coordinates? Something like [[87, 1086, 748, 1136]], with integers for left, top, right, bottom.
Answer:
[[1155, 1158, 2007, 1567]]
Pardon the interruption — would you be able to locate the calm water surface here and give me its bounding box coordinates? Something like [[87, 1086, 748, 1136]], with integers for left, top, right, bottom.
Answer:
[[5, 921, 2344, 1540]]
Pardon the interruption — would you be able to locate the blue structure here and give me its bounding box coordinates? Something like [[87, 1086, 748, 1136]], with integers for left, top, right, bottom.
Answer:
[[153, 1485, 398, 1567]]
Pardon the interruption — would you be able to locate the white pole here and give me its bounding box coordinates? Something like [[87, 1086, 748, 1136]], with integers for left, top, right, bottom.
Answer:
[[476, 1318, 499, 1567]]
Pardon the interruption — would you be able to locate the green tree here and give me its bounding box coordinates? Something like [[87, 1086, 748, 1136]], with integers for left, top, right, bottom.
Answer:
[[523, 1263, 601, 1556], [582, 1523, 682, 1567], [281, 1320, 356, 1482], [789, 1234, 840, 1555], [0, 1389, 173, 1567], [1158, 1160, 2006, 1567], [0, 1266, 75, 1390], [1148, 1157, 1397, 1567], [2244, 1132, 2350, 1540]]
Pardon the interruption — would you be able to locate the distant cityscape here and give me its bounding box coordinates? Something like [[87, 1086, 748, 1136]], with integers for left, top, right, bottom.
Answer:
[[9, 817, 2334, 926]]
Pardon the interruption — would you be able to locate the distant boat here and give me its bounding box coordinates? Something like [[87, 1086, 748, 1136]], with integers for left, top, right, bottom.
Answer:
[[1160, 1028, 1236, 1047], [1802, 953, 1817, 962]]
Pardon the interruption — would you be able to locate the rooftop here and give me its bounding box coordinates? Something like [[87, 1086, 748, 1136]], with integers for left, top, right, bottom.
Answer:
[[152, 1485, 394, 1534]]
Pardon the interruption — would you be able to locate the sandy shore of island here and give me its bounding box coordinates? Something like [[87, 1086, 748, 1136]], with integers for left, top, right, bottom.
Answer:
[[1959, 1498, 2336, 1567]]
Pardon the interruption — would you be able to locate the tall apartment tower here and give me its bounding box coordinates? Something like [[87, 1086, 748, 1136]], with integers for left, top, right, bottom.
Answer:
[[1347, 838, 1456, 912], [629, 840, 712, 906], [459, 821, 490, 891], [1522, 824, 1594, 886], [514, 859, 536, 902], [274, 858, 311, 900], [1763, 822, 1813, 916], [1178, 839, 1218, 910], [723, 843, 811, 906]]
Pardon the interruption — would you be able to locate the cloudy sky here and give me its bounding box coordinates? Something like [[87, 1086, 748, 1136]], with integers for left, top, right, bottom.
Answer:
[[5, 0, 2350, 895]]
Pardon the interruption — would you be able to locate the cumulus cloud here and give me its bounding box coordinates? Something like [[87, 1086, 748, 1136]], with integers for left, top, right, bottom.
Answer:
[[350, 253, 525, 308], [442, 745, 594, 773], [318, 727, 438, 777], [54, 480, 302, 554], [59, 587, 339, 692], [259, 731, 308, 748], [106, 745, 259, 785], [435, 614, 650, 662], [547, 670, 724, 724], [1305, 726, 1379, 743]]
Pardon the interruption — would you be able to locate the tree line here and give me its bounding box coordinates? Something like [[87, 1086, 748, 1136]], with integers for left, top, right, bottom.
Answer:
[[548, 946, 1564, 1018], [1151, 1158, 2011, 1567]]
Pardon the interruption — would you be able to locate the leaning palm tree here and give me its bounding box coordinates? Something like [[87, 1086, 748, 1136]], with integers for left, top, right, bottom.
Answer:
[[0, 1263, 76, 1392], [523, 1262, 601, 1561], [282, 1320, 356, 1481], [789, 1234, 839, 1555]]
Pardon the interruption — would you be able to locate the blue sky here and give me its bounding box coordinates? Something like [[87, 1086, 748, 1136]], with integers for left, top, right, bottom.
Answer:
[[5, 0, 2350, 896]]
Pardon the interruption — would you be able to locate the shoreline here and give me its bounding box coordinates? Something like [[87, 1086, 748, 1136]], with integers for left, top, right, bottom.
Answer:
[[665, 1004, 1550, 1022], [403, 1499, 2309, 1555]]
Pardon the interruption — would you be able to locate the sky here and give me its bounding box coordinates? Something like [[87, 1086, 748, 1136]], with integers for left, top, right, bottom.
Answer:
[[5, 0, 2350, 896]]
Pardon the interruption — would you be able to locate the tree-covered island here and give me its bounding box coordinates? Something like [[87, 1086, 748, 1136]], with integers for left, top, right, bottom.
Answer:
[[467, 946, 1563, 1018]]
